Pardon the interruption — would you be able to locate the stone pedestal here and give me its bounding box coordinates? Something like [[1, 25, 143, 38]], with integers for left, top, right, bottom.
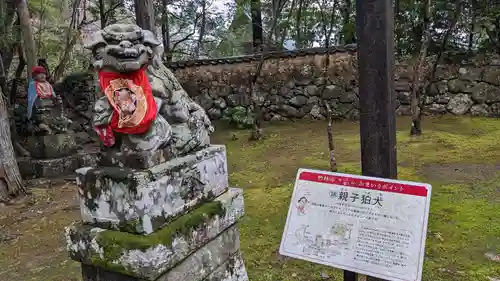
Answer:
[[17, 150, 99, 179], [19, 133, 94, 180], [65, 145, 249, 281], [27, 134, 79, 159]]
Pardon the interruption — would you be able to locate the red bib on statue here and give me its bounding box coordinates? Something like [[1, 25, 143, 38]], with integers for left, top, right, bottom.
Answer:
[[97, 68, 157, 135]]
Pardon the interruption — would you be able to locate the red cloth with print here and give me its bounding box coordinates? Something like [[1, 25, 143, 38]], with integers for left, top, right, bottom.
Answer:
[[95, 68, 157, 146]]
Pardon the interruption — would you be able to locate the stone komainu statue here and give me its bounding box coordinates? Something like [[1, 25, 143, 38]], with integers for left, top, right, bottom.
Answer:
[[84, 24, 213, 153]]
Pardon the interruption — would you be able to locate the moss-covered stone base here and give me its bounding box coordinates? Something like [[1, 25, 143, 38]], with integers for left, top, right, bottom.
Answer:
[[78, 225, 242, 281], [66, 188, 244, 280], [81, 250, 249, 281], [76, 145, 229, 234]]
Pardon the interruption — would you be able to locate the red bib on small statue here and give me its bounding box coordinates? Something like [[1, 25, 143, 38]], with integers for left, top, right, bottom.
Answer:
[[97, 68, 157, 136]]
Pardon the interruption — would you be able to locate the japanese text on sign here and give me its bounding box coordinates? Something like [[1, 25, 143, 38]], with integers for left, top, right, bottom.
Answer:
[[279, 168, 432, 281]]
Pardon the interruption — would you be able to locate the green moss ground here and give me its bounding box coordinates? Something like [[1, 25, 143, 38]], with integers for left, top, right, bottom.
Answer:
[[0, 115, 499, 281], [212, 116, 500, 281]]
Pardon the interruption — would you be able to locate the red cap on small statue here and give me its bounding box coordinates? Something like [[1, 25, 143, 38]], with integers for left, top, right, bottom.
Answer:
[[32, 66, 46, 76]]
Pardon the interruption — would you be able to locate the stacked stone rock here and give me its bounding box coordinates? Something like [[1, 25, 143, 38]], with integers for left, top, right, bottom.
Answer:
[[15, 115, 96, 180], [55, 71, 96, 132], [167, 48, 500, 124], [396, 62, 500, 117], [65, 145, 248, 281], [170, 46, 358, 127], [17, 133, 96, 179]]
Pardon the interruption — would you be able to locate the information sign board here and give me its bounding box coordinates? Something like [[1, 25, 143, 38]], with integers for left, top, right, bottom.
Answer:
[[279, 168, 432, 281]]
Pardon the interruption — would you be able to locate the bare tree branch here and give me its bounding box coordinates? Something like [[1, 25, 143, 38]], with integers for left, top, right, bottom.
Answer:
[[171, 14, 201, 51]]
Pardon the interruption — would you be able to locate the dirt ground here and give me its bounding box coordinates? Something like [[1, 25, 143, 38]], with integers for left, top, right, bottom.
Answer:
[[1, 116, 500, 281], [0, 184, 81, 281]]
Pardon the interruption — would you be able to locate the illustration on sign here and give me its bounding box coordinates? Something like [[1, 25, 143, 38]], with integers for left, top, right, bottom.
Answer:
[[279, 168, 432, 281], [296, 197, 309, 215]]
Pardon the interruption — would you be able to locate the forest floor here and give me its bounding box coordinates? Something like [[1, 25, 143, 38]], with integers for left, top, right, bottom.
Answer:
[[1, 116, 500, 281]]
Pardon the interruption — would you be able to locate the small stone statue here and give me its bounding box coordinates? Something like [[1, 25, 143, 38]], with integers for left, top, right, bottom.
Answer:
[[85, 24, 213, 154], [27, 66, 71, 135]]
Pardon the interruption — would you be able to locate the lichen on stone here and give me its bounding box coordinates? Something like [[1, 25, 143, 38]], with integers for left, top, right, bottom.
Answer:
[[79, 166, 143, 212], [85, 200, 226, 275], [78, 146, 228, 234]]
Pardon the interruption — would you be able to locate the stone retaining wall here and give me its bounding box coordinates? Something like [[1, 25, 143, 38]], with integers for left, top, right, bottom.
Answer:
[[168, 47, 500, 125]]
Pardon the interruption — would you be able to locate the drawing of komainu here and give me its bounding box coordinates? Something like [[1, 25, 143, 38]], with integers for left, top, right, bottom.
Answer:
[[84, 23, 213, 153], [295, 223, 353, 257]]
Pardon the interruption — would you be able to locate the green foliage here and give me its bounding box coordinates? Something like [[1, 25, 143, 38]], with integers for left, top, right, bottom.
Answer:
[[222, 106, 255, 129]]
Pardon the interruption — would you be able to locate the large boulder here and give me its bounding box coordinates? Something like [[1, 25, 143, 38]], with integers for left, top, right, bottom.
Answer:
[[470, 104, 490, 117], [470, 82, 500, 104], [447, 93, 473, 115], [482, 66, 500, 86]]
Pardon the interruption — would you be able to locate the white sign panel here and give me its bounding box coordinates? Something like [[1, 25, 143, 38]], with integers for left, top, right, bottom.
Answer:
[[279, 168, 432, 281]]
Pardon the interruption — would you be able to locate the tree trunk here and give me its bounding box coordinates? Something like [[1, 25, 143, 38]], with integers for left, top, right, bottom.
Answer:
[[271, 0, 280, 43], [0, 87, 26, 202], [10, 46, 26, 105], [194, 0, 206, 58], [468, 0, 476, 53], [52, 0, 82, 82], [2, 0, 18, 77], [324, 101, 337, 172], [341, 0, 354, 44], [496, 16, 500, 54], [99, 0, 106, 28], [16, 0, 36, 81], [52, 31, 81, 82], [251, 0, 263, 51], [1, 46, 14, 98], [414, 0, 462, 135], [60, 0, 69, 17], [161, 0, 172, 62], [317, 0, 337, 170], [295, 0, 304, 48], [427, 0, 462, 85], [0, 0, 16, 88], [279, 0, 296, 47], [134, 0, 156, 34], [409, 0, 431, 136], [248, 0, 287, 141], [0, 53, 6, 95]]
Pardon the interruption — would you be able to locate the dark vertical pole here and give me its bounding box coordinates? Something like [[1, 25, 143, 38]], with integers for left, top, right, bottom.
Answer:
[[357, 0, 396, 179], [344, 270, 357, 281], [349, 0, 396, 280]]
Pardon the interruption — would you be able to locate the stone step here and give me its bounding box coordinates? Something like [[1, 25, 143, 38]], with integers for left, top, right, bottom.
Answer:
[[66, 188, 244, 280], [26, 134, 78, 159], [18, 151, 98, 180], [201, 251, 249, 281], [98, 146, 175, 170], [155, 226, 242, 281], [80, 226, 243, 281], [76, 145, 228, 234]]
